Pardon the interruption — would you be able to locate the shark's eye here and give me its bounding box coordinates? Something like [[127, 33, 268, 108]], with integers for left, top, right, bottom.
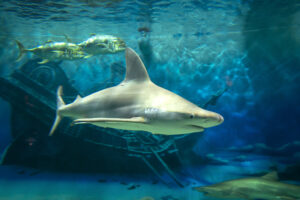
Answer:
[[190, 114, 194, 119]]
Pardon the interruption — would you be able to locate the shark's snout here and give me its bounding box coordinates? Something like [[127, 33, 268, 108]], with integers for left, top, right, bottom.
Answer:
[[212, 113, 224, 126], [196, 111, 224, 128], [217, 114, 224, 123]]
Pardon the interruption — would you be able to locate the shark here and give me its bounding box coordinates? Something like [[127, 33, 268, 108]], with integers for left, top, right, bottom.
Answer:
[[49, 48, 223, 136], [194, 171, 300, 200]]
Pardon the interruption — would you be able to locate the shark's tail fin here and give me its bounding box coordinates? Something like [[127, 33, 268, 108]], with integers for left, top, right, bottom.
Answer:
[[15, 40, 27, 61], [49, 86, 65, 136]]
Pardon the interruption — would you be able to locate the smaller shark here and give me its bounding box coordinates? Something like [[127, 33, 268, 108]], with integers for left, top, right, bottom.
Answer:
[[194, 171, 300, 200], [49, 48, 223, 136]]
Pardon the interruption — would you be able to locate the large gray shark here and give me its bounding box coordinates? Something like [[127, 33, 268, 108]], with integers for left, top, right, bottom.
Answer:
[[49, 48, 223, 136], [194, 171, 300, 200]]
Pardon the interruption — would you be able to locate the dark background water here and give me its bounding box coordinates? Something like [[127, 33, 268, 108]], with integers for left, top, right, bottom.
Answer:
[[0, 0, 299, 199]]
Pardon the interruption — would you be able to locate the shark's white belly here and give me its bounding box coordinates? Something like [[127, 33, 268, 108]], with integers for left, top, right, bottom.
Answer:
[[87, 120, 202, 135]]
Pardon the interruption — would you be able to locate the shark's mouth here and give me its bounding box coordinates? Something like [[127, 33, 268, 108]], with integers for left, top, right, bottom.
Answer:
[[189, 125, 205, 130]]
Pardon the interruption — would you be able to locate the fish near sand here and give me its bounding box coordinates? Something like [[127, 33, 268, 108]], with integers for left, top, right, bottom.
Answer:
[[49, 48, 223, 136], [194, 171, 300, 200], [16, 40, 88, 64], [78, 34, 126, 56]]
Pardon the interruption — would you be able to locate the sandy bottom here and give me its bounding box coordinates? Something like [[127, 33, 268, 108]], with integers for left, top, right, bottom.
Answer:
[[0, 166, 203, 200]]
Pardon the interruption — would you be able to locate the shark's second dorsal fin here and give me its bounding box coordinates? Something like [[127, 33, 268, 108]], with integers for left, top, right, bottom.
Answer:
[[262, 171, 278, 181], [123, 48, 150, 83], [74, 95, 81, 103]]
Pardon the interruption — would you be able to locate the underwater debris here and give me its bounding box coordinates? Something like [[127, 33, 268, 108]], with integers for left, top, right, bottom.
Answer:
[[202, 153, 229, 165], [201, 86, 228, 108], [194, 171, 300, 200]]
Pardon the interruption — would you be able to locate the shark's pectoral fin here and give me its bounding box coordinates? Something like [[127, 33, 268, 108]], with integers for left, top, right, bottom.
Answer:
[[73, 117, 147, 125]]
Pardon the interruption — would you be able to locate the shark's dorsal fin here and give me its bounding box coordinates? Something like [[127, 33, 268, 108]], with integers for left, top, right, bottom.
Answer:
[[123, 48, 150, 83], [74, 95, 81, 103], [261, 171, 278, 181]]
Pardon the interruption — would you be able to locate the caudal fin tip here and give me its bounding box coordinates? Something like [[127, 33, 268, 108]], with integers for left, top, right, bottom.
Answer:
[[49, 115, 62, 136], [49, 130, 54, 136], [15, 40, 25, 61], [58, 85, 63, 95], [49, 86, 64, 136]]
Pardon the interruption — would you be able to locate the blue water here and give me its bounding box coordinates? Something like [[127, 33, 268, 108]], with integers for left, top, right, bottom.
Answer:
[[0, 0, 300, 199]]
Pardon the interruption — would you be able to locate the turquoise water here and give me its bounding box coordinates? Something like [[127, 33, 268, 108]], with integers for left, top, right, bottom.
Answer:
[[0, 0, 300, 199]]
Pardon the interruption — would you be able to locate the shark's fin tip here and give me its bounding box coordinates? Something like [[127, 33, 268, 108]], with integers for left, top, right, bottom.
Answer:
[[73, 95, 81, 103], [124, 48, 150, 83], [49, 86, 65, 136]]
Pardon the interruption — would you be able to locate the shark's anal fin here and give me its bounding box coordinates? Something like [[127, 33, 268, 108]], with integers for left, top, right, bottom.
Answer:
[[73, 95, 81, 103], [73, 117, 147, 125]]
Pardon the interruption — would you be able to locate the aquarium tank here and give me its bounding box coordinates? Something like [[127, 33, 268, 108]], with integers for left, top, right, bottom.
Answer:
[[0, 0, 299, 200]]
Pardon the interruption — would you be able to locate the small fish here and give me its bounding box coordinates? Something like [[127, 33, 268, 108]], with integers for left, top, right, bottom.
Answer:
[[78, 34, 126, 56], [16, 40, 89, 64], [120, 181, 128, 185], [127, 184, 140, 190]]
